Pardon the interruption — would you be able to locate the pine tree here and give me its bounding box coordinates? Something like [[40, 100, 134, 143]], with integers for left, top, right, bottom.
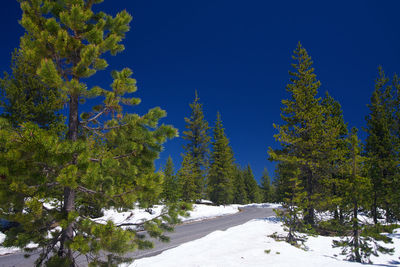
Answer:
[[260, 168, 272, 203], [0, 1, 188, 265], [232, 164, 248, 204], [177, 153, 199, 202], [243, 164, 261, 203], [273, 162, 296, 203], [333, 128, 394, 263], [320, 91, 349, 221], [391, 74, 400, 220], [365, 67, 398, 223], [269, 42, 339, 226], [273, 166, 309, 247], [0, 49, 63, 128], [207, 112, 234, 205], [182, 91, 210, 198], [162, 156, 178, 202]]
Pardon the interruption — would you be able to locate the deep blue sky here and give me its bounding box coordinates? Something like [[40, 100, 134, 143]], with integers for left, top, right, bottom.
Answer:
[[1, 1, 400, 182]]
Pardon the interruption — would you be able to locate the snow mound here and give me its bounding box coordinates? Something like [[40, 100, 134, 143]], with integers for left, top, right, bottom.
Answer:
[[92, 204, 240, 228], [185, 204, 239, 222], [130, 217, 400, 267]]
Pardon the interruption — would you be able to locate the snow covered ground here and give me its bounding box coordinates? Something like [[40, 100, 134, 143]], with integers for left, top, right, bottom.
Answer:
[[0, 203, 240, 256], [0, 233, 37, 256], [2, 203, 399, 267], [0, 234, 19, 256], [93, 203, 240, 227], [129, 215, 400, 267]]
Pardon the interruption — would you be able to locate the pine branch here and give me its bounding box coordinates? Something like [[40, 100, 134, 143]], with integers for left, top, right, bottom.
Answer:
[[80, 107, 109, 124], [35, 231, 62, 266], [77, 185, 142, 201], [89, 150, 137, 162], [28, 182, 59, 189], [82, 125, 104, 136], [85, 0, 96, 10], [82, 123, 128, 134], [116, 212, 166, 228], [77, 185, 98, 195], [113, 150, 137, 160]]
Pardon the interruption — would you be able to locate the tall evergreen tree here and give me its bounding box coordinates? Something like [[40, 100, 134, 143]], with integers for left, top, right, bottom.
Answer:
[[182, 91, 210, 198], [162, 156, 178, 202], [320, 91, 349, 220], [333, 128, 394, 263], [269, 42, 341, 226], [364, 67, 398, 223], [391, 74, 400, 219], [243, 164, 261, 203], [260, 168, 273, 203], [177, 153, 199, 202], [0, 1, 188, 265], [207, 112, 234, 204], [232, 164, 248, 204]]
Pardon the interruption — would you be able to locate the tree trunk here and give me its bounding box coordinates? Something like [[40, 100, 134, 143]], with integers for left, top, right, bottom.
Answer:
[[385, 202, 392, 223], [352, 143, 361, 263], [333, 184, 339, 220], [304, 170, 315, 226], [339, 206, 344, 224], [372, 192, 378, 224], [353, 200, 361, 262], [58, 94, 79, 263]]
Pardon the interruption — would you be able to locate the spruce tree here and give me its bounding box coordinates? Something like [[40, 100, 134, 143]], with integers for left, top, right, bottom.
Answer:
[[260, 168, 272, 203], [273, 166, 309, 247], [273, 162, 296, 203], [365, 67, 398, 223], [207, 112, 234, 205], [391, 74, 400, 220], [232, 164, 248, 204], [0, 1, 188, 265], [177, 153, 199, 202], [333, 128, 394, 263], [269, 42, 338, 226], [182, 91, 210, 198], [243, 164, 261, 203], [162, 156, 178, 202], [320, 91, 349, 221]]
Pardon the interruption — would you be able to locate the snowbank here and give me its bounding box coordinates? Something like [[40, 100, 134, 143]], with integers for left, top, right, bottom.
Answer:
[[0, 232, 38, 256], [130, 217, 400, 267], [93, 203, 241, 227], [0, 233, 19, 255], [185, 204, 239, 222]]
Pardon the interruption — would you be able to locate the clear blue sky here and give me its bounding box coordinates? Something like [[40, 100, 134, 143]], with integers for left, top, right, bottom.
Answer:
[[1, 1, 400, 182]]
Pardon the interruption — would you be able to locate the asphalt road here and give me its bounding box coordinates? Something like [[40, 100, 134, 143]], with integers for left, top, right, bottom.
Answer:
[[0, 205, 275, 267]]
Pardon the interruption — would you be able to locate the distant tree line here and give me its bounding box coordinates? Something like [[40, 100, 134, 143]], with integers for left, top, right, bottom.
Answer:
[[161, 92, 272, 205]]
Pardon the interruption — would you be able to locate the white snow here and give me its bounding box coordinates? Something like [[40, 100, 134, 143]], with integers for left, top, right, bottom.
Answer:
[[92, 203, 240, 227], [0, 203, 240, 256], [0, 233, 19, 255], [185, 204, 239, 222], [129, 215, 400, 267], [0, 233, 38, 256], [2, 203, 399, 267]]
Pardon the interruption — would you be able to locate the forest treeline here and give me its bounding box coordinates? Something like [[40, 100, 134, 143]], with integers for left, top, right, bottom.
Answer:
[[161, 92, 270, 205]]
